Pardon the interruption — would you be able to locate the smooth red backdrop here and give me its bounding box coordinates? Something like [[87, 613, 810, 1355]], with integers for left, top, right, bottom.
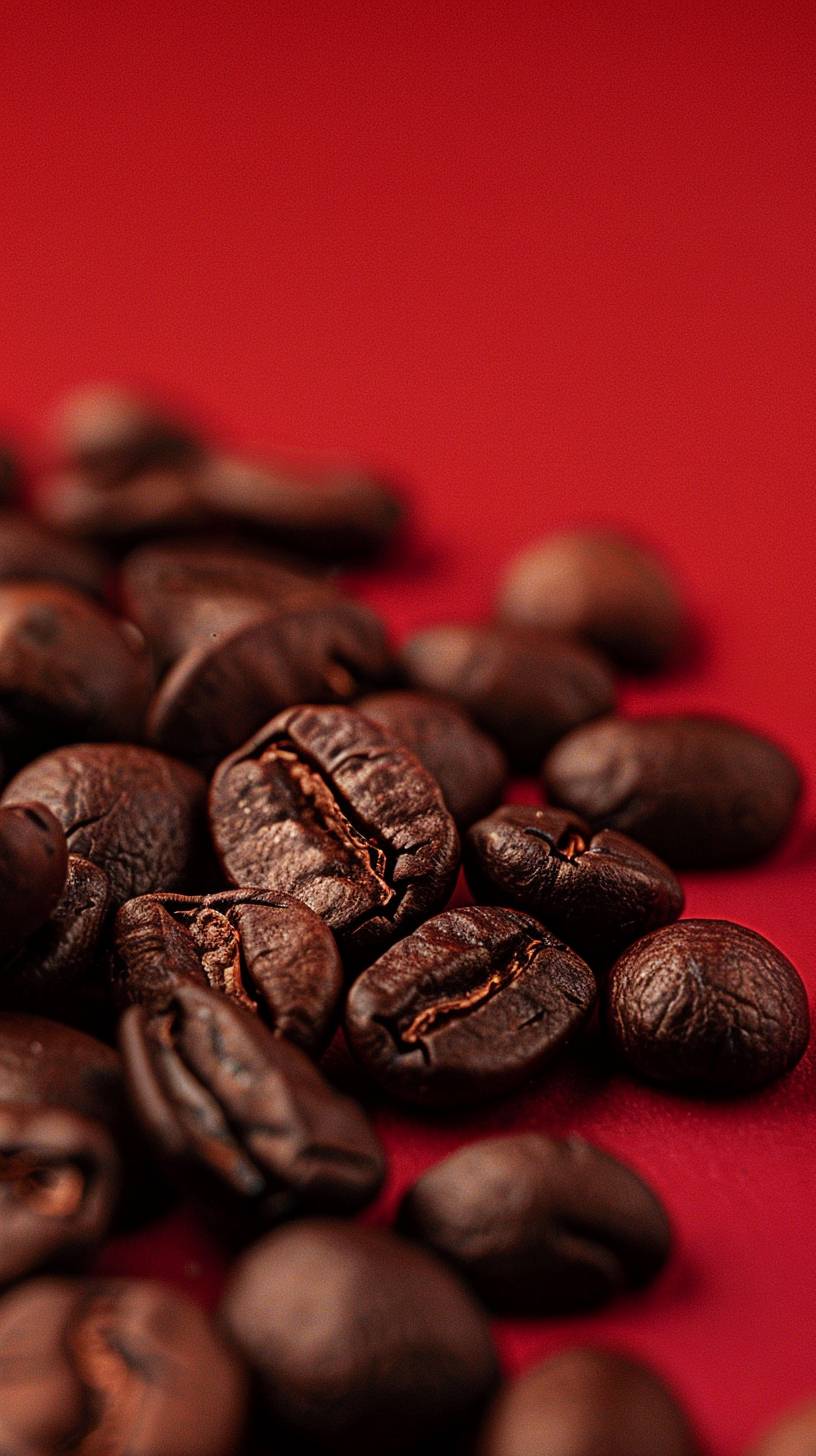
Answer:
[[2, 3, 815, 1452]]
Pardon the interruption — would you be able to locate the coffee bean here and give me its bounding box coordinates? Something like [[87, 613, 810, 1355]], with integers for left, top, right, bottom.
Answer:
[[0, 1014, 123, 1128], [400, 624, 616, 766], [464, 805, 683, 965], [0, 1276, 247, 1455], [1, 856, 111, 1013], [747, 1396, 816, 1455], [3, 744, 206, 904], [220, 1219, 498, 1455], [497, 528, 683, 673], [358, 690, 508, 827], [398, 1132, 670, 1312], [51, 384, 200, 484], [0, 510, 108, 596], [543, 714, 801, 868], [209, 704, 459, 962], [0, 802, 68, 959], [345, 906, 596, 1108], [120, 984, 385, 1232], [476, 1348, 700, 1456], [40, 464, 208, 545], [0, 447, 21, 509], [112, 887, 342, 1055], [607, 919, 810, 1093], [0, 1104, 120, 1286], [148, 598, 394, 771]]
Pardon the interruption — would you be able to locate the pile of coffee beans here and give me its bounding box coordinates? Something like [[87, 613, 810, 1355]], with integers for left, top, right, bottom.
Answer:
[[0, 386, 808, 1453]]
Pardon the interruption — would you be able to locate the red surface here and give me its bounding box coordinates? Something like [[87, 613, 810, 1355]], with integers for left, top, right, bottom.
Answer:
[[2, 2, 815, 1451]]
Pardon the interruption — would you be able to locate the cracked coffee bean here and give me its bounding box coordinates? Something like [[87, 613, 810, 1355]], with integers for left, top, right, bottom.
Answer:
[[543, 714, 801, 868], [358, 689, 508, 828], [112, 887, 342, 1055], [400, 623, 615, 767], [0, 1103, 120, 1286], [0, 1275, 247, 1456], [0, 511, 108, 596], [3, 743, 206, 904], [747, 1396, 816, 1455], [607, 919, 810, 1094], [220, 1219, 498, 1456], [120, 984, 385, 1234], [497, 528, 683, 673], [464, 805, 683, 966], [209, 704, 460, 963], [345, 905, 596, 1108], [398, 1132, 670, 1312], [1, 856, 111, 1013], [0, 802, 68, 961], [0, 1014, 123, 1128], [477, 1348, 700, 1456]]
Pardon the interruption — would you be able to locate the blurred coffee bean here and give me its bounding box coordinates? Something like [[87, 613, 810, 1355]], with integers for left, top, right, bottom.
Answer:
[[50, 384, 200, 484], [38, 464, 208, 546], [464, 805, 683, 965], [398, 1133, 670, 1312], [747, 1396, 816, 1455], [220, 1220, 498, 1455], [400, 623, 615, 767], [476, 1348, 700, 1456], [4, 743, 206, 904], [358, 689, 508, 827], [0, 1014, 123, 1127], [543, 714, 801, 868], [0, 802, 68, 960], [607, 919, 810, 1094], [0, 446, 21, 509], [0, 511, 108, 596], [497, 528, 684, 673], [345, 906, 596, 1108]]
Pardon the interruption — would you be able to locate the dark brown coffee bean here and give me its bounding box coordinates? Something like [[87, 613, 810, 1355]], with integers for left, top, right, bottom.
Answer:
[[358, 690, 508, 828], [607, 919, 810, 1094], [40, 463, 209, 545], [398, 1133, 670, 1312], [0, 802, 68, 959], [120, 985, 385, 1232], [3, 744, 206, 904], [345, 906, 596, 1108], [220, 1219, 498, 1455], [148, 598, 394, 771], [0, 1104, 120, 1286], [497, 529, 684, 673], [0, 1276, 247, 1455], [0, 1014, 123, 1127], [51, 385, 200, 484], [464, 805, 683, 966], [209, 705, 459, 962], [1, 856, 111, 1012], [747, 1397, 816, 1455], [477, 1348, 700, 1456], [0, 447, 21, 509], [543, 714, 801, 868], [0, 511, 108, 596], [112, 887, 342, 1055], [400, 624, 616, 767]]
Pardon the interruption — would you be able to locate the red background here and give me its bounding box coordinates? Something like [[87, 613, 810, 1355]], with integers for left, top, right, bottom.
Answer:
[[2, 2, 815, 1451]]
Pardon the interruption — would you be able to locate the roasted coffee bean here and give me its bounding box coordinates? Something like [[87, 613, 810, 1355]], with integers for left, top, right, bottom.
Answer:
[[148, 598, 394, 771], [0, 510, 108, 596], [220, 1220, 498, 1455], [40, 463, 208, 545], [607, 919, 810, 1094], [0, 802, 68, 960], [400, 624, 616, 766], [120, 984, 385, 1232], [51, 384, 200, 484], [0, 1014, 123, 1127], [1, 856, 111, 1012], [209, 705, 459, 962], [398, 1133, 670, 1312], [345, 906, 596, 1108], [477, 1348, 700, 1456], [464, 805, 683, 965], [747, 1396, 816, 1455], [0, 446, 21, 508], [0, 1104, 120, 1285], [0, 582, 152, 750], [0, 1276, 247, 1455], [497, 528, 684, 673], [4, 744, 206, 904], [112, 888, 342, 1055], [543, 714, 801, 868], [358, 690, 508, 827]]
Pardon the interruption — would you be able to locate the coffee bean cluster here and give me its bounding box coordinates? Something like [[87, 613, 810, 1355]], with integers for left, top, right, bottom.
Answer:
[[0, 387, 808, 1453]]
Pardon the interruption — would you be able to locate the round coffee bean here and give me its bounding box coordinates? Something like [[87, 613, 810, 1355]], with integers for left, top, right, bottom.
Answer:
[[0, 802, 68, 959], [209, 704, 459, 963], [220, 1220, 498, 1455], [607, 919, 810, 1093], [0, 1014, 123, 1128], [0, 510, 108, 596], [464, 805, 683, 965], [400, 623, 615, 766], [345, 906, 596, 1108], [112, 887, 342, 1055], [50, 384, 200, 483], [120, 985, 385, 1233], [1, 856, 111, 1011], [358, 690, 508, 827], [747, 1397, 816, 1455], [0, 1104, 120, 1286], [497, 528, 683, 673], [3, 744, 206, 904], [477, 1348, 700, 1456], [398, 1133, 670, 1312], [543, 714, 801, 868]]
